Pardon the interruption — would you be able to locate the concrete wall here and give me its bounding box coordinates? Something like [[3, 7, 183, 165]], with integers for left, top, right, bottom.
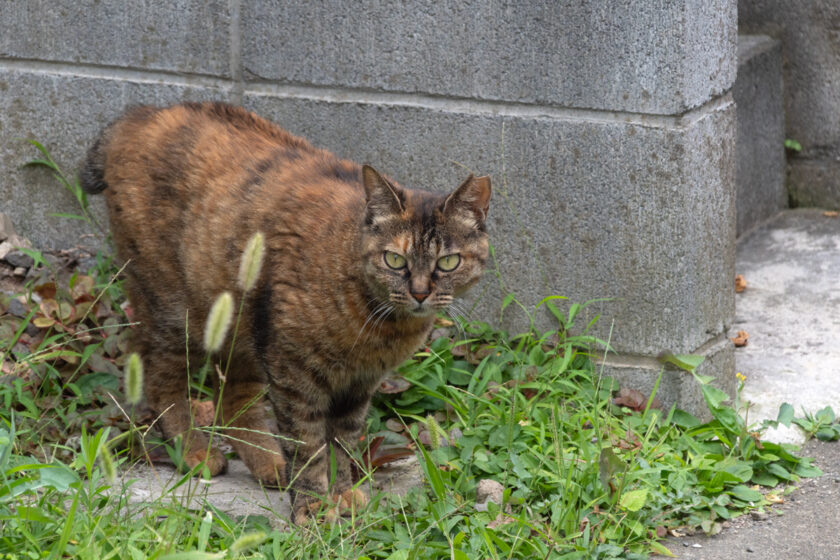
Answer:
[[0, 1, 738, 413], [734, 35, 786, 236], [739, 1, 840, 209]]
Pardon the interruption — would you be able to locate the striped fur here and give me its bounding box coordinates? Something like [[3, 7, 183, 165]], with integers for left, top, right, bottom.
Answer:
[[81, 102, 490, 522]]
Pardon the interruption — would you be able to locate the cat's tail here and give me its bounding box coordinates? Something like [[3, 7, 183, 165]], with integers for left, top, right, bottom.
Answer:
[[79, 131, 109, 195]]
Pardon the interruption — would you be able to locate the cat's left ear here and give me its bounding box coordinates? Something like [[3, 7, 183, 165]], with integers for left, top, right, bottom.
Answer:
[[443, 175, 491, 229]]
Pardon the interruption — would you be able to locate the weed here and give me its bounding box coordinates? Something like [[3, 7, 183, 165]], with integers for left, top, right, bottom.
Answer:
[[0, 141, 828, 558]]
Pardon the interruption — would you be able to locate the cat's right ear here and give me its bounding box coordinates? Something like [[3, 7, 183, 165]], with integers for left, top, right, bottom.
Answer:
[[362, 164, 405, 225]]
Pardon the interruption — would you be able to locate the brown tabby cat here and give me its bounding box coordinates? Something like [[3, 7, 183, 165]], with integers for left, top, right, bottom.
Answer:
[[80, 102, 490, 523]]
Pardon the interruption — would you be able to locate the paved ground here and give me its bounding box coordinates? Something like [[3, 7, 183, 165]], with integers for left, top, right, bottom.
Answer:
[[665, 209, 840, 557], [734, 209, 840, 445]]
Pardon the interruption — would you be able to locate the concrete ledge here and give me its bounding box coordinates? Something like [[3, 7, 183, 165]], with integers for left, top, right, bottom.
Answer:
[[734, 35, 786, 236], [787, 160, 840, 210], [242, 0, 735, 115], [0, 1, 233, 78], [599, 336, 736, 420], [243, 92, 736, 356], [0, 70, 231, 250]]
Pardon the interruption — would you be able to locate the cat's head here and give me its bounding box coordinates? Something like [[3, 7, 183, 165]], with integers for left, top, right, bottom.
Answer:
[[360, 165, 491, 318]]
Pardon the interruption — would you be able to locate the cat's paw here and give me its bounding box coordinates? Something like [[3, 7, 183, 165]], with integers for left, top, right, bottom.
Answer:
[[290, 489, 368, 525], [335, 487, 369, 511], [183, 447, 228, 476], [249, 454, 287, 488], [292, 499, 340, 525]]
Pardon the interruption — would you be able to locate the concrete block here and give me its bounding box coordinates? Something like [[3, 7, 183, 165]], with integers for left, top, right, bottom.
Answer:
[[599, 337, 736, 420], [0, 1, 232, 77], [734, 35, 786, 236], [739, 1, 840, 206], [243, 92, 736, 356], [787, 161, 840, 209], [0, 70, 231, 251], [242, 0, 736, 115]]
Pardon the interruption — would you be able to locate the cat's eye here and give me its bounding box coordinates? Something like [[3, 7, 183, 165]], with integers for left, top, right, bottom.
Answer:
[[384, 251, 407, 270], [436, 254, 461, 272]]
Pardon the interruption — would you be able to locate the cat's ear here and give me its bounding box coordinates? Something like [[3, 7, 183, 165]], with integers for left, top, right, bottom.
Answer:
[[362, 164, 405, 224], [443, 174, 491, 229]]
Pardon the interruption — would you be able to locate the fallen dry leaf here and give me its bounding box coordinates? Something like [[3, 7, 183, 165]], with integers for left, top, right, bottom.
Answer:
[[378, 376, 411, 394], [735, 274, 747, 293], [613, 387, 662, 411], [731, 330, 749, 347], [823, 211, 839, 218]]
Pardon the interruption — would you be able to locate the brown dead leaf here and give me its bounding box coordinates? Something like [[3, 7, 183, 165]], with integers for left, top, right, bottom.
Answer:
[[34, 282, 57, 300], [190, 399, 216, 426], [613, 387, 662, 412], [735, 274, 747, 293], [385, 418, 405, 433], [823, 211, 839, 218], [433, 317, 454, 328], [731, 330, 749, 347], [378, 376, 411, 394], [655, 525, 668, 538]]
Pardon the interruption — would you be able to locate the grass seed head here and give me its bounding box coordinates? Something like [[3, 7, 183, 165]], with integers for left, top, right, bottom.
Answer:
[[238, 231, 265, 293], [125, 352, 144, 405], [99, 442, 117, 483], [204, 291, 234, 353], [230, 531, 267, 554]]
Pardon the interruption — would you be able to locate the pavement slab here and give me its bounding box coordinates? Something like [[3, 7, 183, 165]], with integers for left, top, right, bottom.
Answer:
[[734, 209, 840, 444]]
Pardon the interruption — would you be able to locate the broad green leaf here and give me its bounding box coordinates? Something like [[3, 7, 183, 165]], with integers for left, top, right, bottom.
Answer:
[[619, 488, 648, 512], [701, 385, 729, 411], [751, 472, 780, 487], [649, 541, 676, 557], [728, 484, 763, 502], [657, 352, 705, 372], [776, 403, 794, 427]]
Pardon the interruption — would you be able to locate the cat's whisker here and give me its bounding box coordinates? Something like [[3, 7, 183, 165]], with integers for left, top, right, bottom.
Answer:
[[371, 303, 395, 339], [350, 300, 391, 351]]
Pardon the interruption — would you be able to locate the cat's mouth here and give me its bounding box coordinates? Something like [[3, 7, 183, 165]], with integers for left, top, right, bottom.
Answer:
[[407, 303, 436, 317]]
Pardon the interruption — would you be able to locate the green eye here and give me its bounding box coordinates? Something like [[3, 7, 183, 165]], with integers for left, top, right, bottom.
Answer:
[[384, 251, 407, 269], [436, 254, 461, 272]]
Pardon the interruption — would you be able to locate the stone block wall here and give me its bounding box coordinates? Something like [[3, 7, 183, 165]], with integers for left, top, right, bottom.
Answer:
[[734, 35, 786, 236], [739, 1, 840, 209], [0, 1, 739, 413]]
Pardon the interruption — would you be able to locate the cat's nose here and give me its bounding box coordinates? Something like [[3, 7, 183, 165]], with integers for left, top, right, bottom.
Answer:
[[410, 291, 430, 303]]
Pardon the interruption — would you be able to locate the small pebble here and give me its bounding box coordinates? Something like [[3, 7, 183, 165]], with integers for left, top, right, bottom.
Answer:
[[746, 546, 754, 552], [5, 250, 34, 269], [6, 298, 28, 318], [12, 267, 26, 277]]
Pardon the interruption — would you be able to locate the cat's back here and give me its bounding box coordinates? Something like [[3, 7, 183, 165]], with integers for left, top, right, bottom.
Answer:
[[82, 102, 367, 325], [85, 101, 365, 249]]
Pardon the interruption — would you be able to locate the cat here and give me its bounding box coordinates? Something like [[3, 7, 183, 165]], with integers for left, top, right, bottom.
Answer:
[[80, 101, 490, 523]]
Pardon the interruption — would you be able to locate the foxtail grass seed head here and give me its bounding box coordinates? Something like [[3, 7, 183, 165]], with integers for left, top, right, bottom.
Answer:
[[238, 231, 265, 293], [230, 531, 267, 555], [204, 291, 234, 353], [426, 414, 444, 450], [125, 352, 144, 405], [99, 442, 117, 483]]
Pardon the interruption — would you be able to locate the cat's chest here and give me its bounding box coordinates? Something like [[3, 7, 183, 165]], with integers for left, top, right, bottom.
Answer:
[[339, 322, 432, 376]]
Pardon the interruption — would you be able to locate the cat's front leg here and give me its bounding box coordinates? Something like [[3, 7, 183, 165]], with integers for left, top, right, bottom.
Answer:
[[266, 379, 333, 523], [326, 385, 374, 513]]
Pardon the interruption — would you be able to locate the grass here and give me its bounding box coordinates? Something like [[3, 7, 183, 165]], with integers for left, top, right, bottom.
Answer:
[[0, 144, 832, 558]]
